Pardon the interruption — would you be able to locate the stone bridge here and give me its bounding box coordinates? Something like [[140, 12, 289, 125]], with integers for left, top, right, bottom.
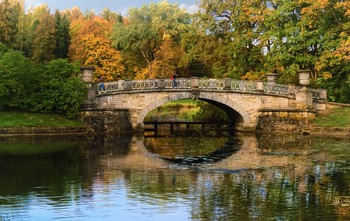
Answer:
[[79, 67, 327, 133]]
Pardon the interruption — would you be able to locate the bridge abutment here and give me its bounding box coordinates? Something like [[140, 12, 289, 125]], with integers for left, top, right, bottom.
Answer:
[[79, 109, 132, 134]]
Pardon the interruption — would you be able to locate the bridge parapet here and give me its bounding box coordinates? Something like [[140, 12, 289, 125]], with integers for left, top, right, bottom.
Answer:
[[99, 78, 326, 101]]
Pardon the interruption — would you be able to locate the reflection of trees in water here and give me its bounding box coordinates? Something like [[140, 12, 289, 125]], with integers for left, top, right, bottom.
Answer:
[[0, 134, 133, 207], [190, 164, 349, 220], [113, 162, 349, 220]]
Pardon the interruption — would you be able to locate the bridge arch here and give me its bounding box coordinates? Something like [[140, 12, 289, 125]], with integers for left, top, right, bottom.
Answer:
[[136, 92, 251, 130]]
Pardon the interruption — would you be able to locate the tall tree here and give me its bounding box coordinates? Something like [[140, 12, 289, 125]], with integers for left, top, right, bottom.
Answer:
[[195, 0, 269, 79], [0, 0, 20, 48], [68, 14, 124, 80], [81, 34, 125, 81], [100, 8, 123, 24], [30, 7, 56, 62], [112, 1, 191, 78], [13, 0, 28, 52], [54, 10, 70, 59], [69, 15, 112, 61]]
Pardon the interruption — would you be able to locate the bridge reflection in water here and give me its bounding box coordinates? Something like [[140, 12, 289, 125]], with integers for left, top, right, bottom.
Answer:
[[143, 121, 234, 137], [100, 132, 326, 177]]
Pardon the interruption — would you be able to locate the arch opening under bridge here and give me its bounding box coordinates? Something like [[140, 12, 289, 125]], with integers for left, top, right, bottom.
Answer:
[[136, 93, 251, 131]]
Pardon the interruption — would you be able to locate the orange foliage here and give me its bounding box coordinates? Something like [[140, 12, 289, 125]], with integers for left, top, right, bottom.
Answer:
[[80, 34, 124, 81], [69, 15, 112, 61], [68, 14, 123, 81], [134, 36, 184, 79]]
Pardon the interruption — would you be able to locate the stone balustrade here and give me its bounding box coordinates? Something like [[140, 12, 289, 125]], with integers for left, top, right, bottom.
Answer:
[[99, 78, 326, 100]]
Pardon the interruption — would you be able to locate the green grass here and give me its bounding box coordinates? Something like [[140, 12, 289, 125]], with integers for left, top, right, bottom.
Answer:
[[313, 107, 350, 127], [0, 111, 84, 128], [2, 104, 348, 129]]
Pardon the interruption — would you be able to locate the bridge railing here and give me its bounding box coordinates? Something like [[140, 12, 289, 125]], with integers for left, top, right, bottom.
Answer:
[[99, 78, 326, 100]]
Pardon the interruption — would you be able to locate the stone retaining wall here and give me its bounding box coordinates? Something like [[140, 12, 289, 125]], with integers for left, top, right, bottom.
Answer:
[[256, 109, 317, 133], [0, 126, 87, 136], [79, 108, 132, 134]]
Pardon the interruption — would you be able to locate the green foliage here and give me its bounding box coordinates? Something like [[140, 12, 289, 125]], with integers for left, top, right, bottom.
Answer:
[[111, 1, 191, 78], [54, 10, 70, 59], [0, 44, 85, 118], [0, 47, 38, 110], [35, 59, 85, 118]]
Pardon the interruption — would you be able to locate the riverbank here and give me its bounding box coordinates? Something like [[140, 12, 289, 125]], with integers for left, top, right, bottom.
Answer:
[[307, 104, 350, 137], [0, 111, 87, 136], [0, 104, 349, 136]]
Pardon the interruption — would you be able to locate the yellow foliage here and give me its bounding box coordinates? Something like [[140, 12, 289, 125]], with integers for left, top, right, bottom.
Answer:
[[80, 34, 125, 82], [321, 72, 333, 80], [134, 67, 151, 80], [241, 71, 265, 80]]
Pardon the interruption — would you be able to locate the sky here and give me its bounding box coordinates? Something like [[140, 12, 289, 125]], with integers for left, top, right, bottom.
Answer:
[[25, 0, 199, 15]]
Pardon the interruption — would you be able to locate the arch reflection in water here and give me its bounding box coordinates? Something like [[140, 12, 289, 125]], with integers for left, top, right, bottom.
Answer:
[[143, 132, 244, 165]]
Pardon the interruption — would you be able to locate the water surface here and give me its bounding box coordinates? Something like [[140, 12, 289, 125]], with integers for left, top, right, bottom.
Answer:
[[0, 133, 349, 220]]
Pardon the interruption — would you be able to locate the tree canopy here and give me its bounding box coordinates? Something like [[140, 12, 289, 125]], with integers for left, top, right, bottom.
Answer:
[[0, 0, 349, 103]]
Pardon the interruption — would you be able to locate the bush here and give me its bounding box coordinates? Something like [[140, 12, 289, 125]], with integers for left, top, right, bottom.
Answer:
[[0, 44, 86, 118]]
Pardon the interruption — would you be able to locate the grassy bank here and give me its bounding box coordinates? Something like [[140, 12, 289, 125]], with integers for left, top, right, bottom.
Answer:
[[0, 111, 84, 128], [1, 105, 349, 129], [312, 107, 350, 127]]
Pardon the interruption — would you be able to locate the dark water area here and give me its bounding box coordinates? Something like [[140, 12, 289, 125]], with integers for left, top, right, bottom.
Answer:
[[0, 132, 349, 221]]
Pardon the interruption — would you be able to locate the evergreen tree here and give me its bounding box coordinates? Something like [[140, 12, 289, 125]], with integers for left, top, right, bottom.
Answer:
[[54, 10, 70, 59]]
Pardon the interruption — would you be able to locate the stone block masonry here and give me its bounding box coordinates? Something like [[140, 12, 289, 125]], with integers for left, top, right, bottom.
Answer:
[[79, 109, 132, 134]]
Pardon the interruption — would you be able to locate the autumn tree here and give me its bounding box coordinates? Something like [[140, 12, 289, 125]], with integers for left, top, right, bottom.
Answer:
[[314, 0, 350, 103], [28, 5, 56, 62], [69, 13, 124, 81], [0, 0, 20, 48], [136, 34, 184, 79], [112, 1, 191, 79], [80, 34, 124, 81], [12, 0, 28, 52]]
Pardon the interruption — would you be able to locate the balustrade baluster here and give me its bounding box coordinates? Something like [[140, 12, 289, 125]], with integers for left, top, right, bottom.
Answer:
[[95, 78, 324, 99]]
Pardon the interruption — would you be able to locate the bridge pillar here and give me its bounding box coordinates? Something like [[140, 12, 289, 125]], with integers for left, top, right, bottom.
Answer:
[[295, 70, 313, 109], [266, 73, 279, 86], [80, 66, 96, 108], [295, 87, 313, 109], [256, 81, 264, 92], [191, 77, 199, 88], [288, 84, 296, 95], [298, 70, 311, 86], [224, 78, 232, 90]]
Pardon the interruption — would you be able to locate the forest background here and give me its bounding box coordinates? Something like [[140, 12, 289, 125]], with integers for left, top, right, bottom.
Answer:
[[0, 0, 349, 118]]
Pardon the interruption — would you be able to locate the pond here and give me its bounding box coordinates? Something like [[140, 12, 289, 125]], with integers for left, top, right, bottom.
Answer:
[[0, 132, 349, 220]]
